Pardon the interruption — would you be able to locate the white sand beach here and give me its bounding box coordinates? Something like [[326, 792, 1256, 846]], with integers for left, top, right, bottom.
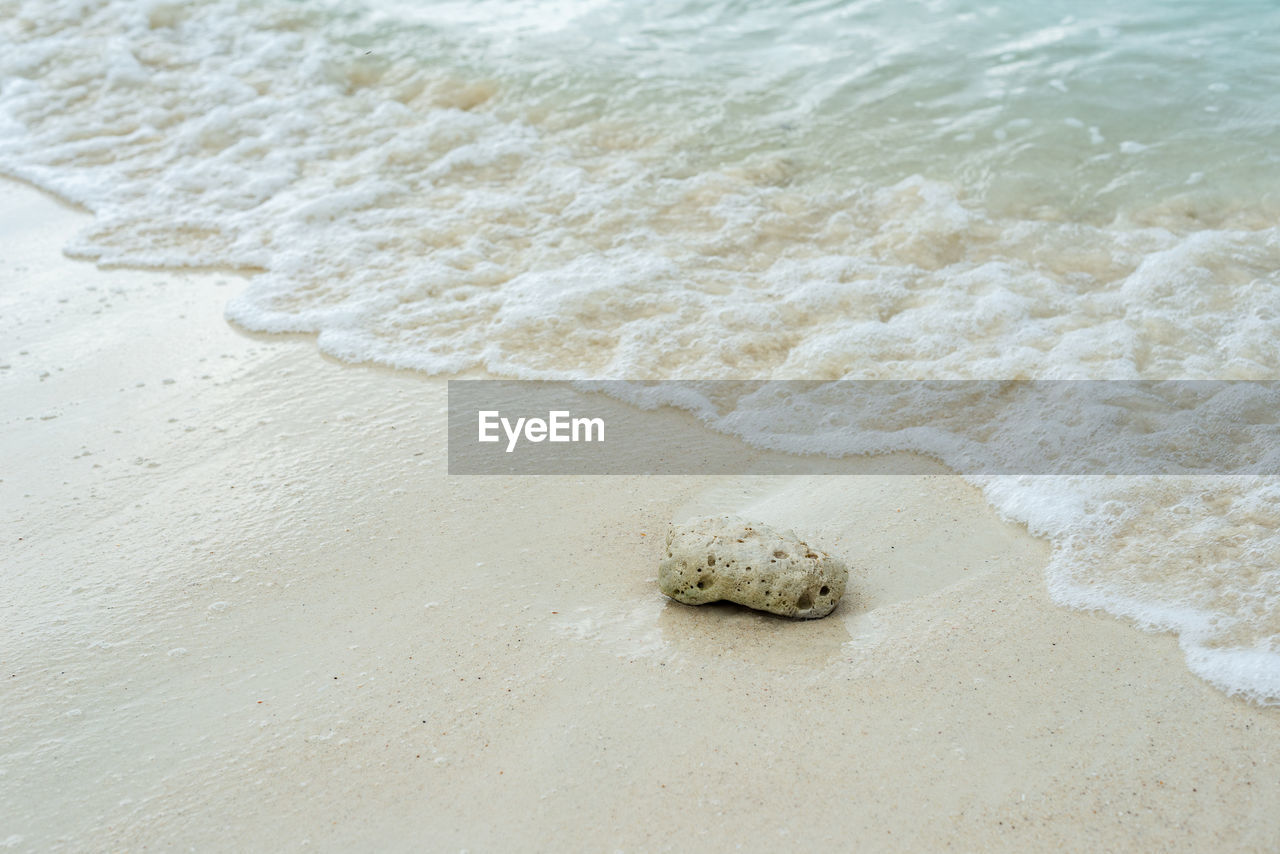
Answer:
[[3, 179, 1278, 850]]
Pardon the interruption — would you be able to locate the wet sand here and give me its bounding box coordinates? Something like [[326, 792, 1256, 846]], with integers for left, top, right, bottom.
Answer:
[[2, 179, 1278, 851]]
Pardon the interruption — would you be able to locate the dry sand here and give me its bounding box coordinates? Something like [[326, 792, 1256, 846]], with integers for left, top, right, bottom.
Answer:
[[2, 178, 1278, 851]]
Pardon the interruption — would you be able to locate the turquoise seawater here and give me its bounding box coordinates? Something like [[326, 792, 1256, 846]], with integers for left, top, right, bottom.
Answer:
[[376, 0, 1280, 220]]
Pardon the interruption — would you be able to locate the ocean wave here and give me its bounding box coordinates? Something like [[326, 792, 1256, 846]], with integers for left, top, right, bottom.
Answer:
[[2, 0, 1277, 702]]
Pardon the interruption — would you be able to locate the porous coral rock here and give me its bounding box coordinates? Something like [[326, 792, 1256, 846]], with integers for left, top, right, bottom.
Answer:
[[658, 516, 848, 619]]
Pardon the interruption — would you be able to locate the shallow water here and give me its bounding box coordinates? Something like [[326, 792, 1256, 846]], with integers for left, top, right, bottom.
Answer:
[[1, 0, 1277, 702]]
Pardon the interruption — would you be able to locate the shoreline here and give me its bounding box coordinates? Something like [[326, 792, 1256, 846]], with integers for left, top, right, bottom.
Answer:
[[2, 177, 1279, 850]]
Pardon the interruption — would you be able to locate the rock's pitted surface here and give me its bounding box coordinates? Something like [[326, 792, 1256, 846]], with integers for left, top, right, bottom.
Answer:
[[658, 516, 848, 619]]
